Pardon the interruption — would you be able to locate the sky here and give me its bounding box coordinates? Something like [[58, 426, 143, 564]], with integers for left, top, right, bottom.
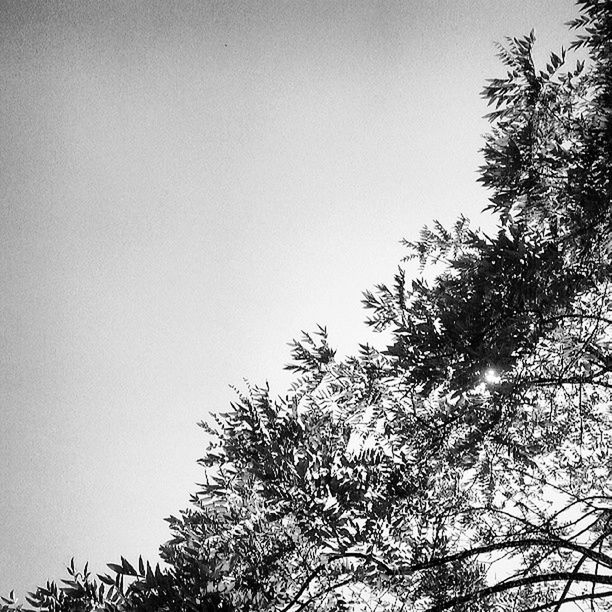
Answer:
[[0, 0, 579, 599]]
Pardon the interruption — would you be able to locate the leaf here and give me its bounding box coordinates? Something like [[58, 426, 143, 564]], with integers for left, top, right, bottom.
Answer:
[[121, 556, 138, 576]]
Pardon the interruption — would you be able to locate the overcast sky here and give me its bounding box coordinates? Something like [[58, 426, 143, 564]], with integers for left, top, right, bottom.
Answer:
[[1, 0, 578, 598]]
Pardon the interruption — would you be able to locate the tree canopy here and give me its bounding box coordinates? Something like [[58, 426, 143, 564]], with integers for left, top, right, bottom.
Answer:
[[3, 1, 612, 610]]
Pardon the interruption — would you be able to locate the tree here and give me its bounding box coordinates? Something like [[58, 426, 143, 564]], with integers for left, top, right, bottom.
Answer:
[[3, 1, 611, 610]]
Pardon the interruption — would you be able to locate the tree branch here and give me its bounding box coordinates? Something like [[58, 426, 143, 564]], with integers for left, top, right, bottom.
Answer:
[[525, 589, 612, 612], [427, 572, 612, 612]]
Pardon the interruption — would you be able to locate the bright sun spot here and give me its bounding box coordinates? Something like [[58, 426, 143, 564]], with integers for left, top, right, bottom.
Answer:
[[485, 369, 501, 384]]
